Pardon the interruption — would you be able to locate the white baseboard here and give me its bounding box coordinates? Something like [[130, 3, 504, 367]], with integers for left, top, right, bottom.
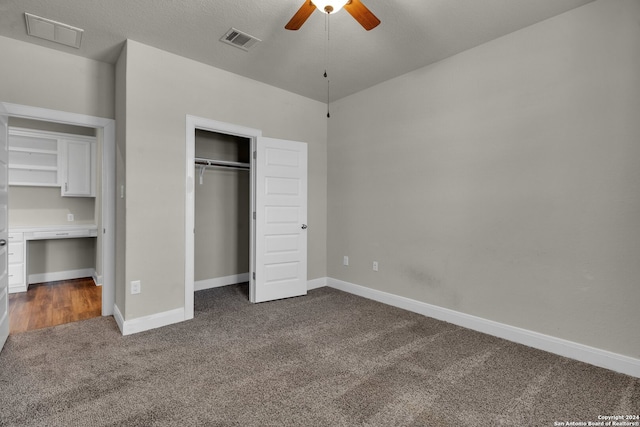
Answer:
[[29, 268, 96, 285], [307, 277, 327, 290], [326, 277, 640, 379], [113, 304, 185, 336], [8, 283, 27, 294], [113, 303, 125, 333], [195, 273, 250, 291], [92, 271, 102, 286]]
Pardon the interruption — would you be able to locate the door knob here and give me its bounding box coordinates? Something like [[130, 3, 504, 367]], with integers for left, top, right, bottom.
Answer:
[[301, 224, 308, 230], [0, 239, 6, 246]]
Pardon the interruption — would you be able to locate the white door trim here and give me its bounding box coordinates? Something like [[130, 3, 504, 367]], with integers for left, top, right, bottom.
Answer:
[[185, 115, 261, 320], [0, 102, 116, 316], [0, 102, 9, 352]]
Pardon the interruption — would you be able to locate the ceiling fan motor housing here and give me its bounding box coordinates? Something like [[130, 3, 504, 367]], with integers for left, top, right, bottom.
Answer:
[[311, 0, 349, 15], [286, 0, 379, 31]]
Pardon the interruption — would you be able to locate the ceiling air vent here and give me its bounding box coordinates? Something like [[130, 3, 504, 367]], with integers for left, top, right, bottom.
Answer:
[[220, 28, 261, 51], [25, 13, 83, 49]]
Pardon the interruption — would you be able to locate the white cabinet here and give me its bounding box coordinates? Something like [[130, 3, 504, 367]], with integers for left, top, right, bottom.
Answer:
[[60, 139, 96, 197], [7, 226, 99, 293], [8, 128, 96, 197], [8, 232, 26, 293]]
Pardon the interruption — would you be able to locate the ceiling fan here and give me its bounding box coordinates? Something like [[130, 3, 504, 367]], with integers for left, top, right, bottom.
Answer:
[[285, 0, 380, 31]]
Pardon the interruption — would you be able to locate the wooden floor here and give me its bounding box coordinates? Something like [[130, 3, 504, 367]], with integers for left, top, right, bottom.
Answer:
[[8, 277, 102, 334]]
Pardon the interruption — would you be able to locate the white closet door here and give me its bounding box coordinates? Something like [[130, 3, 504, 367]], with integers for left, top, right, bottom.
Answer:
[[0, 103, 10, 352], [252, 137, 307, 303]]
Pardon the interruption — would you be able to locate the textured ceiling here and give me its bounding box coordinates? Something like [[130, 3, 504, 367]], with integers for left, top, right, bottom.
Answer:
[[0, 0, 595, 102]]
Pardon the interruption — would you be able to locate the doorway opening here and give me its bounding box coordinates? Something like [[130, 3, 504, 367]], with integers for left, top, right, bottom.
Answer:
[[1, 101, 116, 327], [185, 116, 260, 320], [193, 129, 251, 300], [6, 117, 102, 333]]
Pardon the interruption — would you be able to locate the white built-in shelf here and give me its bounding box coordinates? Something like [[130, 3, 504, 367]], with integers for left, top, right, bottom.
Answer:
[[8, 127, 96, 196], [9, 147, 58, 155]]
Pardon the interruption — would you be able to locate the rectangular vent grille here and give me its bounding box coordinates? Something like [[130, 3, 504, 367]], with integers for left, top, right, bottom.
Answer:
[[220, 28, 261, 51], [25, 13, 83, 49]]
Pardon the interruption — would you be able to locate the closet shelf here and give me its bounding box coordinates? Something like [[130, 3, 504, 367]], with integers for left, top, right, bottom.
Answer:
[[9, 147, 58, 155], [9, 164, 58, 171]]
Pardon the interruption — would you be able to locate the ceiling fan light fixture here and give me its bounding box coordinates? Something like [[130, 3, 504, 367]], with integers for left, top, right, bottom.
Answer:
[[311, 0, 349, 14]]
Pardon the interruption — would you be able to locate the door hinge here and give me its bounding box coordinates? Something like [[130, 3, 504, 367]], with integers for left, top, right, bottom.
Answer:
[[252, 272, 256, 280], [253, 151, 256, 159], [253, 212, 256, 220]]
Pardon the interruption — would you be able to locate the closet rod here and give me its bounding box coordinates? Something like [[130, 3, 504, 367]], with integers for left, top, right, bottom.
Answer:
[[194, 157, 250, 170]]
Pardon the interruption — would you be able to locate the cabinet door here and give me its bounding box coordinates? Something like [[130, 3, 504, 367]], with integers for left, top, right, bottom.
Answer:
[[61, 139, 95, 197]]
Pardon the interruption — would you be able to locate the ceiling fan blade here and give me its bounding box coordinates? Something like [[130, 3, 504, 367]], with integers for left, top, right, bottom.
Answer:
[[344, 0, 380, 31], [285, 1, 317, 30]]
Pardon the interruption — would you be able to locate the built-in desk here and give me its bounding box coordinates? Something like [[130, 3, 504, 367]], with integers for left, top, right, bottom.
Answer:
[[8, 225, 98, 293]]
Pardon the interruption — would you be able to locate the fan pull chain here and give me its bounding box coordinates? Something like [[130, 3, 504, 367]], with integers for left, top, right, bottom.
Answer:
[[325, 13, 331, 118], [327, 81, 331, 118]]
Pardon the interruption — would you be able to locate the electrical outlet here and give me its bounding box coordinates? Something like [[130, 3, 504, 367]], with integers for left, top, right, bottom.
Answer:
[[67, 213, 74, 222], [131, 280, 141, 294], [373, 261, 379, 272], [343, 256, 349, 266]]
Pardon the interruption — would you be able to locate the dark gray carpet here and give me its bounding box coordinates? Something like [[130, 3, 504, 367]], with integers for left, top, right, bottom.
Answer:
[[0, 285, 638, 426]]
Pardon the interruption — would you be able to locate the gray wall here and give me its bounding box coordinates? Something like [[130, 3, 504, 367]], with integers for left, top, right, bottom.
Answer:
[[0, 36, 114, 119], [28, 238, 96, 276], [115, 42, 127, 313], [194, 131, 250, 281], [118, 40, 327, 320], [9, 187, 95, 226], [327, 0, 640, 358]]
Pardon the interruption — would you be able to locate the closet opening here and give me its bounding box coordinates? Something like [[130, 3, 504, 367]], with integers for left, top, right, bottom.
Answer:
[[193, 129, 251, 299], [185, 115, 307, 319]]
